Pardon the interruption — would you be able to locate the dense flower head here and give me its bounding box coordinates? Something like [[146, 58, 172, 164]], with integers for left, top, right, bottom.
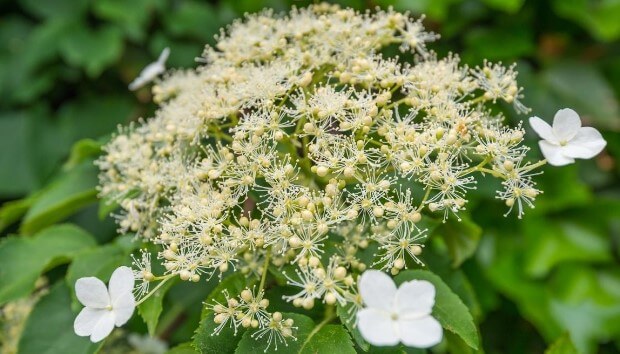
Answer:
[[97, 3, 545, 347]]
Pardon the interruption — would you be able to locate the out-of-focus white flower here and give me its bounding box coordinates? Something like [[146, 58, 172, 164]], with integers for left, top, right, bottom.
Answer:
[[529, 108, 607, 166], [356, 270, 442, 348], [74, 266, 136, 342], [128, 47, 170, 91]]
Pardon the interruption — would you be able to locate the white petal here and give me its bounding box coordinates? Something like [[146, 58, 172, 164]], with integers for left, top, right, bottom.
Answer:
[[529, 116, 556, 143], [399, 316, 443, 348], [395, 280, 435, 317], [562, 127, 606, 159], [128, 63, 165, 91], [357, 308, 399, 346], [89, 311, 116, 343], [552, 108, 581, 141], [112, 292, 136, 326], [74, 307, 106, 336], [157, 47, 170, 65], [109, 266, 135, 304], [358, 270, 397, 311], [75, 277, 110, 308], [539, 140, 574, 166]]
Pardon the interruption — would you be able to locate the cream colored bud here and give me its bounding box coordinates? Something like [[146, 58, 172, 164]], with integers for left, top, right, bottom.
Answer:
[[241, 289, 253, 302], [316, 166, 329, 177], [394, 258, 405, 270], [309, 256, 321, 268], [288, 236, 302, 248], [180, 270, 191, 281], [334, 266, 347, 280], [325, 293, 337, 305], [411, 245, 423, 256], [302, 298, 315, 310], [273, 311, 283, 322]]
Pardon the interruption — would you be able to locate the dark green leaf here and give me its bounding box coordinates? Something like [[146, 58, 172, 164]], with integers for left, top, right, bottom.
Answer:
[[234, 313, 315, 354], [299, 324, 356, 354], [337, 301, 370, 351], [18, 282, 101, 354], [0, 224, 96, 305], [193, 273, 250, 354], [395, 270, 479, 350]]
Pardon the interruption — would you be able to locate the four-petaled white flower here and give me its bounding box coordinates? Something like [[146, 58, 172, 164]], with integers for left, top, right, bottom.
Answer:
[[356, 270, 443, 348], [529, 108, 606, 166], [128, 47, 170, 91], [74, 266, 136, 342]]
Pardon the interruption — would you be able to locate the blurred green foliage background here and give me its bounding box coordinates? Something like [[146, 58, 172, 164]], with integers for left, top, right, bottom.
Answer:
[[1, 0, 619, 353]]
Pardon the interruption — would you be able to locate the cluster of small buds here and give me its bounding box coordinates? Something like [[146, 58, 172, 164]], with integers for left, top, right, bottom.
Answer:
[[209, 289, 295, 351], [97, 3, 544, 348]]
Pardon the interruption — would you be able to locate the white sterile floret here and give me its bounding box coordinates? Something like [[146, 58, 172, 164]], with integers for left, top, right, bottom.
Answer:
[[128, 47, 170, 91], [356, 270, 442, 348], [73, 266, 136, 342], [529, 108, 607, 166]]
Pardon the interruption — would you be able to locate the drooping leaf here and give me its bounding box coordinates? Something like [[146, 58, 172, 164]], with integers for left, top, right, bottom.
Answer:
[[18, 282, 101, 354], [395, 270, 480, 350], [0, 224, 96, 305], [20, 159, 99, 234]]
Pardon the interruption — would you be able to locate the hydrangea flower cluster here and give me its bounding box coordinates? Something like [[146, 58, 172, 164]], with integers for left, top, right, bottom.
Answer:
[[95, 3, 551, 348]]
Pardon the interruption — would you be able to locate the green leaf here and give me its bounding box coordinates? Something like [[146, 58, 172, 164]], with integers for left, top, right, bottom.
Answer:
[[481, 0, 524, 13], [167, 342, 199, 354], [395, 270, 479, 350], [234, 313, 315, 354], [18, 282, 101, 354], [163, 1, 218, 40], [21, 159, 99, 234], [0, 192, 40, 232], [435, 217, 482, 268], [93, 0, 164, 41], [139, 278, 176, 336], [542, 62, 620, 131], [0, 108, 64, 196], [193, 273, 250, 353], [19, 0, 89, 20], [336, 301, 370, 351], [60, 25, 123, 77], [463, 27, 535, 63], [545, 333, 579, 354], [299, 324, 356, 354], [553, 0, 620, 41], [64, 139, 102, 169], [523, 220, 612, 277], [0, 224, 96, 305]]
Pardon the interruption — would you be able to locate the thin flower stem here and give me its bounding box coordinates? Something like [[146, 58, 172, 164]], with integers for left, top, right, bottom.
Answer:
[[259, 248, 272, 291], [136, 275, 174, 306]]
